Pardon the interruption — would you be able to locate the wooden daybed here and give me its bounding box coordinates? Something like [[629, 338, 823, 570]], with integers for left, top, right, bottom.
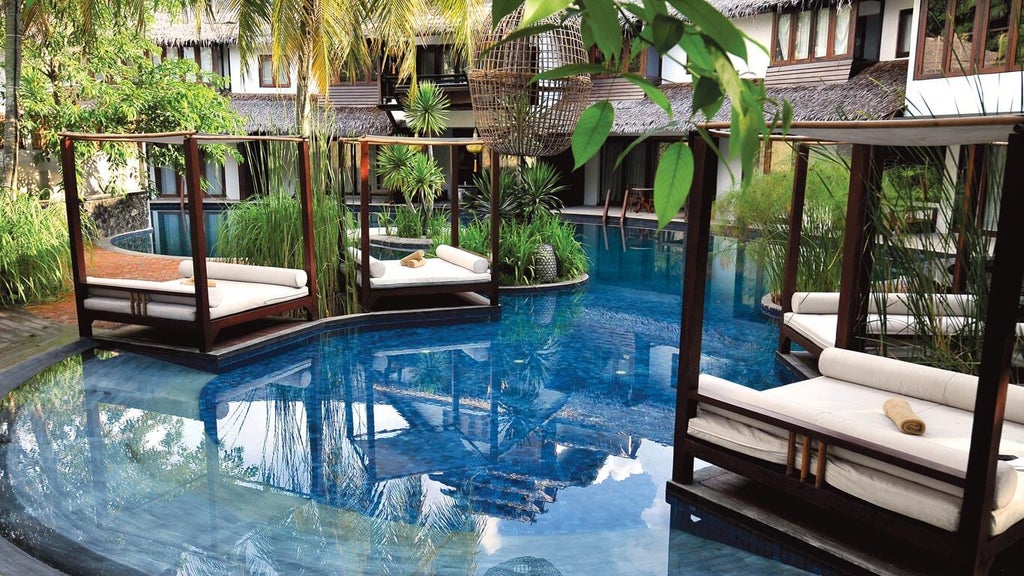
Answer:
[[354, 135, 500, 310], [671, 116, 1024, 574], [780, 291, 980, 356], [61, 132, 318, 352]]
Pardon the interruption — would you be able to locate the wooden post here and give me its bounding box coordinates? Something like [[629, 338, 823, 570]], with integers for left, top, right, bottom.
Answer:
[[297, 137, 318, 319], [182, 134, 213, 351], [489, 149, 500, 306], [835, 144, 884, 352], [60, 135, 91, 338], [672, 132, 718, 485], [451, 144, 460, 247], [958, 130, 1024, 575], [778, 144, 809, 353], [359, 138, 372, 308], [952, 144, 987, 292]]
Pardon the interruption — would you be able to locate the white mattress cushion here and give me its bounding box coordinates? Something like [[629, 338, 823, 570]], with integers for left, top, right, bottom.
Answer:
[[436, 244, 489, 273], [87, 277, 223, 308], [365, 258, 490, 288], [179, 260, 308, 288], [84, 280, 307, 321], [346, 247, 386, 278]]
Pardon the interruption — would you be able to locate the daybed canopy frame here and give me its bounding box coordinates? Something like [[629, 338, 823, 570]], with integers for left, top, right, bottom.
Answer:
[[671, 116, 1024, 575], [60, 131, 319, 352], [356, 135, 500, 310]]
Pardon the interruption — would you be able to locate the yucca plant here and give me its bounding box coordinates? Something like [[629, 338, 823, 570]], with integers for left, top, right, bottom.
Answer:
[[0, 192, 74, 305]]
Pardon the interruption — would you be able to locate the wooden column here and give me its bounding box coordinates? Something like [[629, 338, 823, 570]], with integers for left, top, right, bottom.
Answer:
[[672, 133, 718, 485], [60, 135, 91, 337], [489, 149, 501, 306], [835, 144, 884, 352], [959, 130, 1024, 575], [297, 137, 318, 319], [359, 139, 372, 308], [451, 145, 460, 247], [182, 135, 213, 351], [952, 144, 987, 292], [778, 144, 809, 353]]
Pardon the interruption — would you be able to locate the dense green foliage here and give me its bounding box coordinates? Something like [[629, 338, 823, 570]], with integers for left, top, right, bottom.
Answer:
[[0, 192, 74, 304], [453, 161, 586, 285]]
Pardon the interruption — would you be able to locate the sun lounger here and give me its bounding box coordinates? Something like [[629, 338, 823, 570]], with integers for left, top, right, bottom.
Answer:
[[780, 291, 979, 355], [686, 347, 1024, 536]]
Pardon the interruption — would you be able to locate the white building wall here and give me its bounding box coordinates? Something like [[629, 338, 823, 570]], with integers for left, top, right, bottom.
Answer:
[[880, 0, 915, 61], [584, 156, 601, 205], [905, 73, 1024, 116]]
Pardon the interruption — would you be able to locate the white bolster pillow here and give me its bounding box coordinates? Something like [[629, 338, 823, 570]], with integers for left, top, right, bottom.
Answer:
[[791, 292, 841, 314], [436, 244, 488, 273], [346, 247, 386, 278], [86, 277, 223, 308], [179, 260, 307, 288]]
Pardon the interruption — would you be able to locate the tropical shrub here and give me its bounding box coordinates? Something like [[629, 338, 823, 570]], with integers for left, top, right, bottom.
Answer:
[[0, 191, 74, 305]]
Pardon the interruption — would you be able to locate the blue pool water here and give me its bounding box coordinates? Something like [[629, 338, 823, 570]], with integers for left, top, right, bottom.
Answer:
[[111, 208, 225, 257], [0, 225, 824, 576]]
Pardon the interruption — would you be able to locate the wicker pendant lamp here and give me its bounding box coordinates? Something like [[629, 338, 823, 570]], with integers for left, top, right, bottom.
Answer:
[[468, 7, 592, 157]]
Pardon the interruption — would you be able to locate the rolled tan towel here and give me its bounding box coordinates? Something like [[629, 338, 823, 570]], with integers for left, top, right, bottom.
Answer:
[[883, 398, 926, 435], [399, 250, 425, 265], [181, 278, 217, 287], [401, 257, 426, 268]]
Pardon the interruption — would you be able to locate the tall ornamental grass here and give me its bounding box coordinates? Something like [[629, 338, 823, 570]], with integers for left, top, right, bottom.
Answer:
[[0, 193, 73, 305], [217, 129, 357, 316]]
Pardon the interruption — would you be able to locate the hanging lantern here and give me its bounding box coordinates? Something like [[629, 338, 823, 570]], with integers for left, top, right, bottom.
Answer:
[[466, 130, 484, 154], [468, 7, 592, 157]]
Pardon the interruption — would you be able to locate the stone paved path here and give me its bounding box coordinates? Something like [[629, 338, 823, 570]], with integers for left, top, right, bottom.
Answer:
[[1, 247, 181, 373]]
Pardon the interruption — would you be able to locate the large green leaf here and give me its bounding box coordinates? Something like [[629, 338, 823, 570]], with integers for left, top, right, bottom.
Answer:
[[692, 76, 723, 118], [572, 102, 615, 169], [621, 73, 672, 116], [582, 0, 623, 63], [651, 14, 685, 54], [493, 0, 521, 24], [667, 0, 747, 59], [654, 142, 694, 229], [522, 0, 574, 27]]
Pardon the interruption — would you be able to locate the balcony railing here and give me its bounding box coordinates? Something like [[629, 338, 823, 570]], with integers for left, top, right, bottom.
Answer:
[[379, 72, 469, 105]]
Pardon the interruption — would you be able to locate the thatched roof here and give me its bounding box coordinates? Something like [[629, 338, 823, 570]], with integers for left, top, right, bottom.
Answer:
[[149, 6, 238, 46], [611, 59, 908, 136], [708, 0, 853, 19], [229, 94, 394, 136]]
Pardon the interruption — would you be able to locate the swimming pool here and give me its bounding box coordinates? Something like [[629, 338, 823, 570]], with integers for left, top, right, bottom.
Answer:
[[1, 225, 823, 575]]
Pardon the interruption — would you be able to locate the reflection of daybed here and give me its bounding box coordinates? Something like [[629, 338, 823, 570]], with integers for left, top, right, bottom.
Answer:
[[780, 291, 979, 356], [689, 347, 1024, 535], [354, 135, 500, 310], [61, 132, 318, 352]]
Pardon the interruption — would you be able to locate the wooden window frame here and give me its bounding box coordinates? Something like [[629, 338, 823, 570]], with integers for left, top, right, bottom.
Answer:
[[258, 54, 291, 88], [915, 0, 1024, 78], [771, 3, 856, 65], [896, 8, 915, 57]]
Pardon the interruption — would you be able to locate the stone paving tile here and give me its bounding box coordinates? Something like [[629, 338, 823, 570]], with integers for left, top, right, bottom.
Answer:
[[1, 247, 181, 373]]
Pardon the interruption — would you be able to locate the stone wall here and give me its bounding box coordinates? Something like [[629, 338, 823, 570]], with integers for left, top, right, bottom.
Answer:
[[83, 191, 151, 238]]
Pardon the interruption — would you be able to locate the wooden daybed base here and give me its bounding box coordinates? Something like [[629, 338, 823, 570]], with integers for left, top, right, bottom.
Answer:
[[79, 260, 316, 353], [676, 347, 1024, 564], [780, 291, 980, 356]]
